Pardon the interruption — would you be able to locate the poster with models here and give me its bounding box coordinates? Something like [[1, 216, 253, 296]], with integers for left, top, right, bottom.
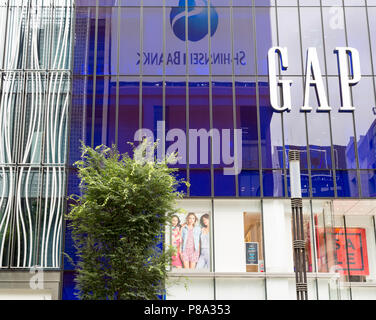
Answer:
[[170, 211, 211, 272]]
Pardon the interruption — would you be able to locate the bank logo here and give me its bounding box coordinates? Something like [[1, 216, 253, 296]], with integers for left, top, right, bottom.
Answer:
[[170, 0, 219, 42]]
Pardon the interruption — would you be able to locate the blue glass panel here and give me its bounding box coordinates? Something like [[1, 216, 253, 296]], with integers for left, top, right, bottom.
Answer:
[[214, 170, 236, 197], [70, 77, 87, 165], [235, 0, 253, 5], [336, 170, 359, 198], [73, 8, 96, 75], [310, 145, 333, 170], [189, 82, 211, 169], [173, 170, 188, 195], [63, 225, 77, 271], [85, 76, 94, 147], [287, 170, 310, 198], [345, 7, 372, 76], [283, 79, 308, 170], [93, 78, 105, 147], [360, 170, 376, 197], [65, 171, 80, 270], [211, 8, 232, 77], [285, 147, 309, 172], [233, 7, 256, 76], [263, 170, 285, 197], [93, 77, 117, 148], [98, 0, 117, 6], [236, 81, 259, 169], [62, 272, 79, 300], [117, 82, 140, 156], [96, 9, 109, 75], [166, 81, 186, 169], [77, 0, 118, 6], [87, 14, 96, 75], [333, 142, 356, 170], [307, 112, 332, 169], [259, 82, 283, 169], [213, 82, 234, 169], [143, 8, 164, 76], [357, 121, 376, 169], [107, 83, 117, 147], [239, 170, 260, 197], [328, 78, 357, 170], [189, 170, 211, 197], [353, 78, 376, 169], [277, 8, 302, 76], [67, 170, 80, 198], [118, 7, 141, 76], [312, 170, 335, 198], [255, 8, 273, 76], [143, 82, 163, 139]]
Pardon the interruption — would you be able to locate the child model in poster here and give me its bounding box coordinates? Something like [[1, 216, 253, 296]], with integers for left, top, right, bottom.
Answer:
[[181, 212, 201, 269], [171, 215, 183, 269], [197, 214, 210, 270]]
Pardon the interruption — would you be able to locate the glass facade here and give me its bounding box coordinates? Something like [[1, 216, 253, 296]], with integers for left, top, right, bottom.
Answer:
[[1, 0, 376, 300], [71, 0, 376, 199], [59, 0, 376, 300], [0, 0, 73, 270]]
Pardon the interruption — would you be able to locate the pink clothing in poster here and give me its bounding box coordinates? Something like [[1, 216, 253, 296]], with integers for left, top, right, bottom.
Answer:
[[171, 226, 182, 268], [181, 228, 200, 263]]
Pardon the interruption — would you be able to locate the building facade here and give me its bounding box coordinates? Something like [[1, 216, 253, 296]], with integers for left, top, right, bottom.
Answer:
[[0, 0, 73, 299], [1, 0, 376, 300]]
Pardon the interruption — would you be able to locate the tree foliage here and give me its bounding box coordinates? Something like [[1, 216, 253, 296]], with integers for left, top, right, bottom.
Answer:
[[67, 141, 185, 300]]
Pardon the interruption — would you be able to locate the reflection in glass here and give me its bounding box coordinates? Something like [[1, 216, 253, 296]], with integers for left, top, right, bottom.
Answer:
[[259, 81, 283, 169], [360, 170, 376, 198], [284, 79, 308, 170], [353, 78, 376, 170], [236, 80, 259, 170], [328, 78, 357, 170], [212, 79, 234, 169], [345, 7, 372, 76], [214, 170, 236, 197], [166, 80, 187, 168], [190, 170, 211, 197], [314, 201, 376, 299], [336, 170, 359, 198], [91, 76, 117, 148], [263, 170, 284, 197], [239, 171, 260, 197], [189, 81, 210, 169], [117, 81, 140, 156]]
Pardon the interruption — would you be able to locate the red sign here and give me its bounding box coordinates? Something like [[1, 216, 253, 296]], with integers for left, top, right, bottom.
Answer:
[[316, 228, 369, 276]]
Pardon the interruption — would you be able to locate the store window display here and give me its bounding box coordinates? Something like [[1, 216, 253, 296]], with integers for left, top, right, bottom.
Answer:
[[168, 200, 212, 273]]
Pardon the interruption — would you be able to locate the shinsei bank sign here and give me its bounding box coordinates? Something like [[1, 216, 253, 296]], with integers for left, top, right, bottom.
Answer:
[[120, 1, 369, 175]]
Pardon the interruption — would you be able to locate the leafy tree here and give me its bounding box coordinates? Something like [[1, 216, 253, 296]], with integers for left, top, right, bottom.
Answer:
[[67, 141, 186, 300]]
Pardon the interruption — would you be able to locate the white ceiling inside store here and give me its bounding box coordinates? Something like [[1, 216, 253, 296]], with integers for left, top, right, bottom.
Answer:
[[333, 200, 376, 216]]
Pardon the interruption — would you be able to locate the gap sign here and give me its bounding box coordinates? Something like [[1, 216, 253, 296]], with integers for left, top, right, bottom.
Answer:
[[269, 47, 362, 112]]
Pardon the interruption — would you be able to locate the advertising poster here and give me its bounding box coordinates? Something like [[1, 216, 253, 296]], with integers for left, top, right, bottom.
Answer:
[[315, 227, 370, 276], [170, 211, 211, 272]]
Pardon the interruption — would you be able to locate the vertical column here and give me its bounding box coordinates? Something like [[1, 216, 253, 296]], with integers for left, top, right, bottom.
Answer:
[[263, 199, 294, 299], [289, 150, 308, 300]]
